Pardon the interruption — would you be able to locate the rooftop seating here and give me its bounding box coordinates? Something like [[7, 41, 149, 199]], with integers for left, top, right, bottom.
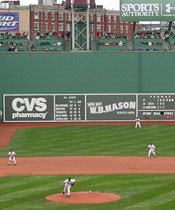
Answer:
[[0, 32, 28, 52], [33, 32, 64, 52], [97, 33, 127, 51], [169, 32, 175, 51], [134, 31, 164, 51]]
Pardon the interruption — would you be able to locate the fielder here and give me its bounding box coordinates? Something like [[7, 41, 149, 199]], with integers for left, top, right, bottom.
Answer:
[[8, 150, 17, 165], [62, 177, 76, 197], [147, 143, 156, 157], [135, 117, 141, 128]]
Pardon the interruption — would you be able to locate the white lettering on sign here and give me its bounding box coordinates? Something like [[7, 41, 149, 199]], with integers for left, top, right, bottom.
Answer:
[[12, 98, 47, 112], [0, 14, 18, 29], [121, 3, 160, 17], [12, 112, 48, 119], [0, 15, 14, 21], [0, 21, 18, 27], [89, 102, 136, 114]]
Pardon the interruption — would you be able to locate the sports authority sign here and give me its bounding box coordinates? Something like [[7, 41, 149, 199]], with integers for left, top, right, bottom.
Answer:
[[120, 0, 175, 21], [0, 12, 19, 32]]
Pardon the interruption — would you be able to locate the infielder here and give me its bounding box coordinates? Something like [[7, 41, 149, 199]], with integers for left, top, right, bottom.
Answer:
[[62, 177, 76, 197], [135, 117, 141, 128], [8, 150, 17, 165], [147, 143, 156, 157]]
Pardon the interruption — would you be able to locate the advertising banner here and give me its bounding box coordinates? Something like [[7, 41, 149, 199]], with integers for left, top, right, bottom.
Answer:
[[86, 95, 136, 121], [4, 95, 54, 121], [0, 12, 19, 32], [0, 3, 9, 9], [120, 0, 175, 21], [4, 94, 175, 122]]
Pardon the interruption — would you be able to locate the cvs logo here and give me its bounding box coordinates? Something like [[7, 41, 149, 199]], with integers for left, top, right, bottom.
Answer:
[[12, 97, 47, 112]]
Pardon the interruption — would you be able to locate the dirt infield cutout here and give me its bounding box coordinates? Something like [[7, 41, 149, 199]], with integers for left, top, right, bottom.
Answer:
[[45, 192, 121, 204]]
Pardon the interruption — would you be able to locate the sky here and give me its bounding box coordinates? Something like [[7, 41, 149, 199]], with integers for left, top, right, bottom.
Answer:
[[19, 0, 119, 10]]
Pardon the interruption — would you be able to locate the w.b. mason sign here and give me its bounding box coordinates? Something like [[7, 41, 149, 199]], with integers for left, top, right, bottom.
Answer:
[[120, 0, 175, 21]]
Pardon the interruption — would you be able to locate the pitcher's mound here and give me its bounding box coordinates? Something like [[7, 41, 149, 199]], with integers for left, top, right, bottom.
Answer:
[[46, 191, 120, 204]]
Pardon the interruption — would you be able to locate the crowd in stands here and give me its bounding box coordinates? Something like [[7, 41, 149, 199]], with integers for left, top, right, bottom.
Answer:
[[98, 40, 126, 46], [97, 32, 127, 51], [35, 31, 64, 40], [34, 31, 65, 52], [97, 32, 127, 39], [137, 40, 162, 46], [0, 32, 28, 52], [0, 32, 28, 40], [134, 31, 161, 39], [170, 31, 175, 39], [0, 41, 25, 52], [134, 31, 165, 51], [169, 31, 175, 50], [1, 30, 175, 52], [35, 31, 71, 40]]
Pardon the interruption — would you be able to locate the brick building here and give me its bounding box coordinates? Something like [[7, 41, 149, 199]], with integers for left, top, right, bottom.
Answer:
[[29, 1, 133, 40], [0, 0, 133, 41]]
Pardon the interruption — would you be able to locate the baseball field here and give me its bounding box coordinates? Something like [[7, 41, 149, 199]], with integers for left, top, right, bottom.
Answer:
[[0, 123, 175, 210]]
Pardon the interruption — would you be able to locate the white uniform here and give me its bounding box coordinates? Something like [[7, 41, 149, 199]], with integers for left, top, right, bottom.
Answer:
[[147, 144, 156, 157], [135, 118, 141, 128], [8, 150, 17, 165], [63, 178, 76, 197]]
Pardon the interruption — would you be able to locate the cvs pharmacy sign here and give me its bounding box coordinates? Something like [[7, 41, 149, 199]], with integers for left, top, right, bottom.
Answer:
[[4, 94, 54, 122], [12, 97, 47, 112]]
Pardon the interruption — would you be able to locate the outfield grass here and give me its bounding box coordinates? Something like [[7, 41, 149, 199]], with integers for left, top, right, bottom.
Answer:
[[1, 174, 175, 210], [0, 125, 175, 157]]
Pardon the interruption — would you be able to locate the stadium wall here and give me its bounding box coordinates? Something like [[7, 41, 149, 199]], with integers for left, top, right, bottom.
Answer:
[[0, 52, 175, 121]]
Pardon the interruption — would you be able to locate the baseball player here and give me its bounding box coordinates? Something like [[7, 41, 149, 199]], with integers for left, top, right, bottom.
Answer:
[[147, 143, 156, 158], [8, 150, 17, 165], [135, 117, 141, 128], [62, 177, 76, 197]]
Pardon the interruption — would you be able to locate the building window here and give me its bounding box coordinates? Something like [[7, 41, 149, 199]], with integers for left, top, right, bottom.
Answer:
[[97, 24, 101, 32], [113, 16, 116, 23], [67, 24, 71, 31], [90, 14, 93, 21], [58, 23, 63, 31], [120, 25, 123, 33], [68, 13, 71, 21], [97, 14, 101, 22], [34, 22, 39, 31], [34, 12, 39, 19], [44, 24, 48, 31], [125, 25, 128, 33], [108, 15, 111, 23], [113, 25, 116, 33], [107, 25, 111, 33], [51, 13, 55, 20], [90, 24, 94, 32], [51, 23, 55, 31], [59, 13, 63, 20], [44, 13, 47, 20]]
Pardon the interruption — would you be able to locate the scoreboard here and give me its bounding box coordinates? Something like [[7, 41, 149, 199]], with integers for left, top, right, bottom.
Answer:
[[138, 94, 175, 120], [3, 93, 175, 122], [55, 95, 85, 121]]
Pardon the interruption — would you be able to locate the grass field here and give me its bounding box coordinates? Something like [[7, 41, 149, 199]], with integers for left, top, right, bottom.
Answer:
[[1, 174, 175, 210], [1, 124, 175, 210], [0, 125, 175, 157]]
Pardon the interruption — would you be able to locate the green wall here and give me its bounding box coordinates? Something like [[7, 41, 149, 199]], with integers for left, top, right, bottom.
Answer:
[[0, 51, 175, 121]]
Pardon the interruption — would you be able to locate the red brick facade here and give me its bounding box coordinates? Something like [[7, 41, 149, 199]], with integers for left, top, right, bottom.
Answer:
[[30, 5, 133, 41]]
